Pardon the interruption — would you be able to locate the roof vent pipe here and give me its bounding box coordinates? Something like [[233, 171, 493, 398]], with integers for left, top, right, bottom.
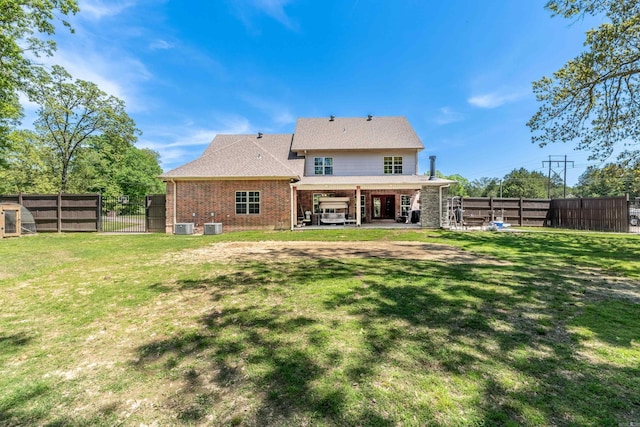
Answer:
[[257, 132, 263, 138], [367, 114, 373, 121], [429, 156, 437, 180], [329, 115, 335, 121]]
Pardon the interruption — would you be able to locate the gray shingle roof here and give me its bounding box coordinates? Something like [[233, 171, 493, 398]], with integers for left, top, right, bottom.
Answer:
[[291, 116, 424, 152], [160, 134, 304, 179]]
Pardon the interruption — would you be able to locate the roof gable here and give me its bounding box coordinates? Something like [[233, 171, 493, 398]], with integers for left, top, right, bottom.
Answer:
[[291, 116, 424, 152], [161, 134, 303, 179]]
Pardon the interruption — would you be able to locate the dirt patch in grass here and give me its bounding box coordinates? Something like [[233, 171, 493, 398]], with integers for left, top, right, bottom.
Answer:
[[564, 268, 640, 304], [166, 240, 512, 265]]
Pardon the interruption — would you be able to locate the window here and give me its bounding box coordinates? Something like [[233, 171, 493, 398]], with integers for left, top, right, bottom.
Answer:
[[360, 195, 366, 219], [401, 195, 411, 216], [235, 191, 260, 215], [384, 156, 403, 174], [314, 157, 333, 175]]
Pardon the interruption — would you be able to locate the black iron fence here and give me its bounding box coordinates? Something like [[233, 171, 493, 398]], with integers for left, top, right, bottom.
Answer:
[[101, 195, 146, 232]]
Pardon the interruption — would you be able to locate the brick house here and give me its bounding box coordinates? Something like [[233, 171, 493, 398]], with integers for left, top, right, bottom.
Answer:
[[160, 116, 454, 233]]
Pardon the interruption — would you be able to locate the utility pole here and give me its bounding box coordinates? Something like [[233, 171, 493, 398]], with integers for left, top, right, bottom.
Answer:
[[542, 155, 574, 199]]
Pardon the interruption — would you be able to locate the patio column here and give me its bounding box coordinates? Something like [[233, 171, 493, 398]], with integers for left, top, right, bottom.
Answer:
[[290, 185, 297, 231], [356, 186, 361, 226]]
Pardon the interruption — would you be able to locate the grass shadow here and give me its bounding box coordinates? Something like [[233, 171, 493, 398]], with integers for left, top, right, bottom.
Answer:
[[132, 236, 640, 425]]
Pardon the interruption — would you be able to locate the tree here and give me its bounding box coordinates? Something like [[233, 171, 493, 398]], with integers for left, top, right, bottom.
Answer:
[[436, 172, 469, 197], [0, 132, 165, 197], [0, 0, 79, 162], [501, 168, 561, 198], [0, 129, 57, 194], [575, 162, 640, 197], [28, 66, 139, 192], [75, 135, 165, 198], [528, 0, 640, 161], [468, 177, 502, 197]]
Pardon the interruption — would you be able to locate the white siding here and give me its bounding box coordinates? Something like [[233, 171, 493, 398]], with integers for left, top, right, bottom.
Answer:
[[304, 150, 418, 177]]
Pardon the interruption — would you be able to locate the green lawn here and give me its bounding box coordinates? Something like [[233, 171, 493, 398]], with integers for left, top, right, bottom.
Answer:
[[0, 230, 639, 426]]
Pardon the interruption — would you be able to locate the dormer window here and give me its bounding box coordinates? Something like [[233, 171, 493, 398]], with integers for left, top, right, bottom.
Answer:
[[384, 156, 403, 174], [314, 157, 333, 175]]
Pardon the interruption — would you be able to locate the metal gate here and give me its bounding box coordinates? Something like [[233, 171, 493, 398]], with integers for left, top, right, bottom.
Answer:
[[100, 195, 166, 233]]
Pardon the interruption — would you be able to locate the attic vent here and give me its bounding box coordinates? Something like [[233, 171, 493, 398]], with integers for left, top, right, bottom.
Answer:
[[367, 114, 373, 121], [257, 132, 263, 138], [329, 115, 335, 121]]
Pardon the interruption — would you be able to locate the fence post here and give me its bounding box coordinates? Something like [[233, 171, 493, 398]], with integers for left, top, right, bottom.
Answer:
[[625, 193, 630, 233], [489, 197, 494, 221], [578, 197, 583, 230], [519, 197, 523, 226], [57, 192, 62, 233], [97, 194, 103, 232]]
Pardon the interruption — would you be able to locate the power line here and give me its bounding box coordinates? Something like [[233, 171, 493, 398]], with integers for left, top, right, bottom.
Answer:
[[543, 155, 574, 198]]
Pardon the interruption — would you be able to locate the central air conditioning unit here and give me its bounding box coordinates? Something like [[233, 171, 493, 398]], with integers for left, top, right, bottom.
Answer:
[[204, 222, 222, 235], [174, 223, 194, 235]]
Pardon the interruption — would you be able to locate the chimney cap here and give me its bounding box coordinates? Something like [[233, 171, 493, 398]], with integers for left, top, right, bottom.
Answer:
[[367, 114, 373, 121], [257, 132, 263, 138], [329, 115, 335, 121]]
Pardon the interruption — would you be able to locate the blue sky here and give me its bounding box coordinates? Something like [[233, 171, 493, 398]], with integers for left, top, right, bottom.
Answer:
[[24, 0, 607, 185]]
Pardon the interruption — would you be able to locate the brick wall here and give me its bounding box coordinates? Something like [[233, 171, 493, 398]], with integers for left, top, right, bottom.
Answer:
[[165, 179, 292, 233]]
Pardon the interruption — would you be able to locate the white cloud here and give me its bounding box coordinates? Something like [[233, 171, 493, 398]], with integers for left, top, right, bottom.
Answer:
[[79, 0, 135, 19], [467, 91, 527, 109], [241, 94, 295, 126], [233, 0, 299, 32], [39, 47, 152, 112], [254, 0, 297, 29], [433, 107, 463, 125], [149, 39, 174, 50], [139, 116, 254, 170]]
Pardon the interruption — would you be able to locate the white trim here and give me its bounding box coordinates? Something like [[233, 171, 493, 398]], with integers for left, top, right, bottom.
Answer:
[[290, 185, 295, 231], [356, 186, 362, 226]]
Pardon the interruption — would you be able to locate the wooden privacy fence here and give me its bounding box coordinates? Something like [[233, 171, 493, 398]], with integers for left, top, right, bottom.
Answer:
[[549, 197, 629, 233], [0, 193, 167, 233], [0, 193, 100, 232], [452, 196, 631, 232], [451, 197, 551, 227]]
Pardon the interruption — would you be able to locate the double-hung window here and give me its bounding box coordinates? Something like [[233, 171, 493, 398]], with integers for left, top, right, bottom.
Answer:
[[314, 157, 333, 175], [383, 156, 403, 174], [235, 191, 260, 215]]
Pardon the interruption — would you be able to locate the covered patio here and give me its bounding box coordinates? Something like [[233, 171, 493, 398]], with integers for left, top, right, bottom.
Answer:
[[289, 175, 454, 230]]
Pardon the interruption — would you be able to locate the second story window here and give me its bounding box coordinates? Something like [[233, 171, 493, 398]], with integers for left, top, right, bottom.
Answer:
[[384, 156, 403, 174], [314, 157, 333, 175]]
